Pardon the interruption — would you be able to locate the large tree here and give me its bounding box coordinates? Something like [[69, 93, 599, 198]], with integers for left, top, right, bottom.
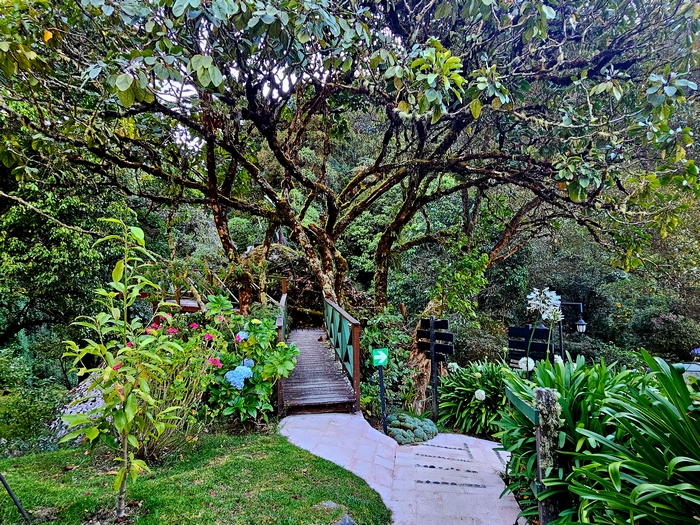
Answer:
[[1, 0, 699, 307]]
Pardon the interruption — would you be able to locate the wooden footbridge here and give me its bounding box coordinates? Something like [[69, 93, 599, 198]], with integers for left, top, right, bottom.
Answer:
[[275, 289, 361, 414]]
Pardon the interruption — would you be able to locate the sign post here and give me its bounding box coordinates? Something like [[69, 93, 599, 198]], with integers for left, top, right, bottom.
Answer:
[[417, 317, 454, 422], [372, 348, 389, 434]]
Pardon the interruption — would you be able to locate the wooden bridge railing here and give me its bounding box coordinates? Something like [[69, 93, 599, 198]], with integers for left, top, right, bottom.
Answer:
[[323, 296, 361, 411]]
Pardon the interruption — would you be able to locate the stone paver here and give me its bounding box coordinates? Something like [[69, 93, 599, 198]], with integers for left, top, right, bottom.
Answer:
[[279, 413, 525, 525]]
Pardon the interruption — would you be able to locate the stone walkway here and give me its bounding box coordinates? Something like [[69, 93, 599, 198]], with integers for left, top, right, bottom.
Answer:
[[279, 413, 525, 525]]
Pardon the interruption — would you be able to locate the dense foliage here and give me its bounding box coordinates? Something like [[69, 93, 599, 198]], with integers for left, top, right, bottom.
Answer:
[[438, 360, 507, 438], [496, 352, 700, 524]]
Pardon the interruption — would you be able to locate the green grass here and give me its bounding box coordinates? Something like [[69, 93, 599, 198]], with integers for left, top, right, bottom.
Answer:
[[0, 432, 391, 525]]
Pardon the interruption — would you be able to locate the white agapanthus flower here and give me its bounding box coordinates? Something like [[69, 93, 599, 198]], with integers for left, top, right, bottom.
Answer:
[[474, 389, 486, 401], [554, 355, 564, 365], [526, 287, 562, 322], [474, 372, 482, 379], [447, 362, 461, 373], [518, 357, 535, 372]]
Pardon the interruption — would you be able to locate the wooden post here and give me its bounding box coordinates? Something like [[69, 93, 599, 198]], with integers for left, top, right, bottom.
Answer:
[[352, 322, 361, 412], [535, 387, 562, 524], [282, 278, 287, 294], [430, 315, 439, 422]]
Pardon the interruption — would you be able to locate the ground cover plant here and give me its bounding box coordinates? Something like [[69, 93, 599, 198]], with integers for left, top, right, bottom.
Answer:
[[386, 412, 438, 445], [0, 432, 391, 525]]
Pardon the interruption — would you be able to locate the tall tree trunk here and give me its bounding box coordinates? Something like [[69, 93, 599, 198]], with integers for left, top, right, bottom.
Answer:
[[374, 185, 419, 307]]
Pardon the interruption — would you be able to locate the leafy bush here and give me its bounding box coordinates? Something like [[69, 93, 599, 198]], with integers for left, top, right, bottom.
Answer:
[[647, 312, 700, 360], [386, 412, 438, 445], [205, 315, 298, 422], [438, 360, 508, 438], [359, 308, 416, 413], [450, 314, 507, 365], [563, 351, 700, 524], [567, 336, 644, 370], [0, 380, 64, 440], [0, 346, 32, 390], [496, 355, 640, 520]]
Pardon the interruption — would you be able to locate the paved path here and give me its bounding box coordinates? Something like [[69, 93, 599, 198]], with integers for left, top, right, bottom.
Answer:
[[279, 413, 525, 525]]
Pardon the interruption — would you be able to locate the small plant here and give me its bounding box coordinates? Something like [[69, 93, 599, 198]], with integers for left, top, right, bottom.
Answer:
[[386, 412, 438, 445], [438, 360, 508, 438], [61, 221, 219, 518]]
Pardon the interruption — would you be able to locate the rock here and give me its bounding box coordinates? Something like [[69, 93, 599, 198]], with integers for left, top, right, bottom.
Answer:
[[321, 501, 340, 509], [333, 515, 358, 525], [50, 373, 104, 439]]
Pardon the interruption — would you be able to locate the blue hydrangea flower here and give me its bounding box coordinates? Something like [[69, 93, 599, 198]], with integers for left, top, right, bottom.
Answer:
[[224, 366, 253, 390], [235, 331, 249, 342], [243, 358, 255, 368]]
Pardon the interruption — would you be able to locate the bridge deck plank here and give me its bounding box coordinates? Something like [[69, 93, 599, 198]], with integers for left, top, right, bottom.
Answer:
[[281, 328, 355, 413]]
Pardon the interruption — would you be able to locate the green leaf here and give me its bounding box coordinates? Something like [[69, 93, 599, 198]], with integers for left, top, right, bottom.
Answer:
[[129, 226, 145, 246], [172, 0, 190, 17], [115, 73, 134, 92], [125, 394, 138, 423], [542, 4, 556, 19], [112, 259, 125, 283], [127, 434, 139, 448], [113, 467, 126, 491], [209, 65, 223, 87], [470, 98, 482, 119], [341, 57, 352, 72], [118, 87, 135, 108], [85, 427, 100, 441]]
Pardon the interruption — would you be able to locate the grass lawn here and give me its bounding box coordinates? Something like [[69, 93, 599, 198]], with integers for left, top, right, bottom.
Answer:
[[0, 431, 391, 525]]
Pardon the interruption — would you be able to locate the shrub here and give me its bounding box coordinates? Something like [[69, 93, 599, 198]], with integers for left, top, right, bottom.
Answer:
[[567, 336, 644, 370], [359, 308, 415, 413], [647, 312, 700, 360], [563, 351, 700, 524], [496, 355, 640, 520], [438, 360, 508, 438], [450, 314, 507, 364], [0, 347, 32, 391], [0, 380, 64, 440], [205, 316, 298, 422], [386, 412, 438, 445]]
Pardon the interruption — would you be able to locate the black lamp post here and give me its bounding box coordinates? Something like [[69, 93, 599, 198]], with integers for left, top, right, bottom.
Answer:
[[558, 302, 587, 358]]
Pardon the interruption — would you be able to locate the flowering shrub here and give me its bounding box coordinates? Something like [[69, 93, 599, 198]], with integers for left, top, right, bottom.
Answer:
[[205, 312, 298, 422], [438, 360, 508, 438], [61, 222, 221, 518]]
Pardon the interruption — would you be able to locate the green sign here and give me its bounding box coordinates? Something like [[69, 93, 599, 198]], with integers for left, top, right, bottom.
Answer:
[[372, 348, 389, 367]]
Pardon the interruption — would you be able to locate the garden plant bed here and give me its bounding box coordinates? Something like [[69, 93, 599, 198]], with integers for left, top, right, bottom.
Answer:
[[0, 432, 391, 525]]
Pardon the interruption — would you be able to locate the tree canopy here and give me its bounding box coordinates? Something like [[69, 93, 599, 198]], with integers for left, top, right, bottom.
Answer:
[[1, 0, 699, 306]]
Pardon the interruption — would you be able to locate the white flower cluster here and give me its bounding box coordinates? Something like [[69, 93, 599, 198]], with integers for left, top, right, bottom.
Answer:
[[518, 357, 535, 372], [447, 362, 461, 373], [526, 287, 563, 322], [474, 389, 486, 401], [554, 355, 564, 365]]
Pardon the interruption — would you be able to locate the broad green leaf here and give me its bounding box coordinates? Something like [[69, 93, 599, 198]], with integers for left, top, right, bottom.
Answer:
[[542, 5, 556, 19], [129, 226, 145, 246], [470, 98, 482, 119], [115, 73, 133, 92], [112, 259, 125, 283], [118, 86, 135, 108], [125, 394, 138, 423]]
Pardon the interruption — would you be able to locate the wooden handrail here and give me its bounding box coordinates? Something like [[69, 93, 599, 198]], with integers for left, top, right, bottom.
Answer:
[[322, 295, 361, 412]]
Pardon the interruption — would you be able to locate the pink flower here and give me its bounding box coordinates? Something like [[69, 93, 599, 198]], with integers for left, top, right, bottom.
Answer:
[[208, 357, 222, 368], [189, 323, 199, 329], [166, 328, 178, 335], [210, 492, 215, 497], [235, 334, 242, 342], [204, 333, 213, 341], [217, 315, 223, 322], [113, 362, 123, 371], [126, 342, 133, 348], [151, 323, 161, 329]]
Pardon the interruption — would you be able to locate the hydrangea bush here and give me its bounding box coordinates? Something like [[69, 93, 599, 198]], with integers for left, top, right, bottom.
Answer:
[[203, 306, 299, 422], [438, 360, 508, 438]]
